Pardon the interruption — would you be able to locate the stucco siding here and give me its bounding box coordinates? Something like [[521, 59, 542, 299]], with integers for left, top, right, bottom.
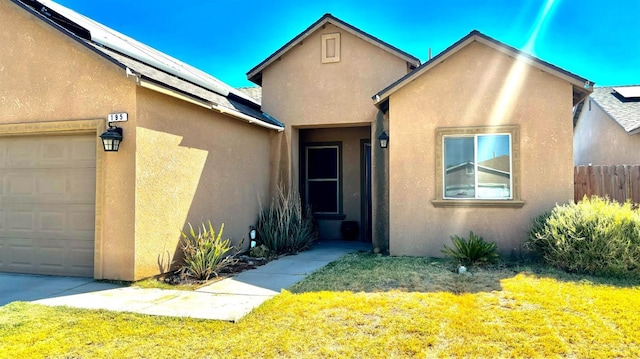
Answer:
[[258, 22, 410, 248], [0, 2, 136, 123], [260, 23, 409, 128], [1, 1, 138, 280], [574, 101, 640, 165], [388, 41, 574, 257], [134, 88, 272, 279], [260, 23, 409, 187]]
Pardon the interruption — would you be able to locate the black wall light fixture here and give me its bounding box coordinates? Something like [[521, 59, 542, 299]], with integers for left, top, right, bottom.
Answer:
[[378, 131, 389, 149], [99, 125, 123, 152]]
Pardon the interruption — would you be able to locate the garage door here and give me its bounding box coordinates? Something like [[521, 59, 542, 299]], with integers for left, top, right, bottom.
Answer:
[[0, 134, 96, 277]]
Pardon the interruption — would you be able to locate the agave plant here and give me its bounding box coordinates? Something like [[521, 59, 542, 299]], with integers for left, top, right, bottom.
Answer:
[[442, 231, 499, 266], [179, 221, 237, 281]]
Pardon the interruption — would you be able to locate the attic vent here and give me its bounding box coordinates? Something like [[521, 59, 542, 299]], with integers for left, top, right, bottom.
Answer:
[[614, 86, 640, 100], [322, 33, 341, 63]]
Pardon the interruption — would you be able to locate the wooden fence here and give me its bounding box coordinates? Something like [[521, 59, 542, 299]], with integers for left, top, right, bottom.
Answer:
[[574, 165, 640, 204]]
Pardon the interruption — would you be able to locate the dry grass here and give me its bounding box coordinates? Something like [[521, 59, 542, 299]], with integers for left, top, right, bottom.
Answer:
[[289, 253, 514, 293], [2, 253, 640, 358]]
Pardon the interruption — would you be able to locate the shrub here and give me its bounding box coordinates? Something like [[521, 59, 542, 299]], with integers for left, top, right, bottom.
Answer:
[[527, 196, 640, 278], [248, 244, 272, 258], [179, 221, 237, 281], [257, 185, 316, 255], [442, 231, 499, 266]]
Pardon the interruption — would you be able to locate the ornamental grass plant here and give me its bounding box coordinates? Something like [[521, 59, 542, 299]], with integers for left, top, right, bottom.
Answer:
[[257, 185, 316, 255]]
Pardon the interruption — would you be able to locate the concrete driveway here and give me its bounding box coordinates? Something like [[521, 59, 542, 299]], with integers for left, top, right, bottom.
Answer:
[[0, 273, 122, 306], [0, 239, 370, 321]]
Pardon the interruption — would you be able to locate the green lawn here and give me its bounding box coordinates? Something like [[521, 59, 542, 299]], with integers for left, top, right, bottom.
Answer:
[[2, 253, 640, 358]]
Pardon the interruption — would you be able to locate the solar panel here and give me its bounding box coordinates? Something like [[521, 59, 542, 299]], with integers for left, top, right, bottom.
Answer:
[[614, 86, 640, 99]]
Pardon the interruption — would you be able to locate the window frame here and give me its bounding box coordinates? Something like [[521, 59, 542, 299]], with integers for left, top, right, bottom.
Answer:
[[321, 33, 341, 63], [303, 142, 343, 217], [432, 126, 524, 208]]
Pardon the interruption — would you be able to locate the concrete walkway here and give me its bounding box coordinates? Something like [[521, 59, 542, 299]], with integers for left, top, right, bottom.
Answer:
[[12, 240, 369, 322]]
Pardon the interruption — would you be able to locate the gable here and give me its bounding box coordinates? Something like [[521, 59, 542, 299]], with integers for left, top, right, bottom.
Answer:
[[1, 0, 137, 122], [9, 0, 283, 131], [247, 13, 420, 86], [374, 30, 593, 108]]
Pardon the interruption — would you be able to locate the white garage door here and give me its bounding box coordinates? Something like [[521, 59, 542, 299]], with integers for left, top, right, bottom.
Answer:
[[0, 134, 96, 277]]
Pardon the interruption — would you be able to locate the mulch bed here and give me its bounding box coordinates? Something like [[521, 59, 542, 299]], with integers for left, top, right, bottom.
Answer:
[[161, 255, 272, 286]]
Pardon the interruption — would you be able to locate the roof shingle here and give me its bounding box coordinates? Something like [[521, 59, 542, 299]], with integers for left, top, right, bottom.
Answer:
[[590, 86, 640, 134]]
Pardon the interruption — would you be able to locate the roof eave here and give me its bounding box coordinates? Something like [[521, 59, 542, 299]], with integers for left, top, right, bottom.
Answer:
[[373, 30, 594, 107], [13, 0, 283, 131], [136, 75, 284, 132], [247, 13, 420, 85]]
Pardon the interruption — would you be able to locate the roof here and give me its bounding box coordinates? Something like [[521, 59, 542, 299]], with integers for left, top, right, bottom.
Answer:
[[373, 30, 594, 108], [12, 0, 283, 131], [237, 87, 263, 103], [246, 13, 421, 86], [588, 86, 640, 134], [446, 156, 511, 177]]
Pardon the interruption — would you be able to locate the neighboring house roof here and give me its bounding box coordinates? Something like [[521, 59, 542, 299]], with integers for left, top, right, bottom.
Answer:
[[246, 13, 421, 86], [12, 0, 284, 131], [586, 86, 640, 135], [446, 156, 511, 177], [373, 30, 594, 108], [237, 87, 263, 103]]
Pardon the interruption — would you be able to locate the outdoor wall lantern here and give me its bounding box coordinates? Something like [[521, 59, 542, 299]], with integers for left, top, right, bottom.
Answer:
[[378, 131, 389, 149], [100, 125, 123, 152]]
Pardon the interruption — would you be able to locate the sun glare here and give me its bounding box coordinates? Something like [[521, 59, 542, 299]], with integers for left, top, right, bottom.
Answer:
[[489, 0, 558, 125], [452, 0, 558, 237]]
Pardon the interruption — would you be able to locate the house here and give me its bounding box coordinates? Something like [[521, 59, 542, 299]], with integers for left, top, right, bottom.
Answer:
[[1, 0, 283, 280], [574, 85, 640, 165], [2, 2, 593, 280], [252, 18, 593, 256], [247, 14, 420, 251]]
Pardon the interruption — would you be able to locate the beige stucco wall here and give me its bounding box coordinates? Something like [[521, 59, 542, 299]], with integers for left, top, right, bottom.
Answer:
[[260, 23, 410, 183], [133, 89, 272, 279], [388, 41, 575, 257], [1, 1, 137, 280], [259, 23, 410, 247], [574, 100, 640, 165], [2, 2, 274, 281], [260, 23, 410, 129]]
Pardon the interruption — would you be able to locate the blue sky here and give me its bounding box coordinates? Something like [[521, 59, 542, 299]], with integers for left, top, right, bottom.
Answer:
[[53, 0, 639, 88]]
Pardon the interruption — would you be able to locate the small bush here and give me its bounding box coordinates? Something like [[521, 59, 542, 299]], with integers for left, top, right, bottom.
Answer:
[[179, 221, 237, 281], [527, 196, 640, 278], [442, 231, 499, 266], [248, 244, 272, 258], [257, 185, 316, 255]]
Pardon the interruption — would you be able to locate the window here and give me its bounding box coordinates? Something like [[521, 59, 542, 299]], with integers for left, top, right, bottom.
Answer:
[[305, 144, 341, 214], [321, 33, 341, 63], [433, 126, 523, 207]]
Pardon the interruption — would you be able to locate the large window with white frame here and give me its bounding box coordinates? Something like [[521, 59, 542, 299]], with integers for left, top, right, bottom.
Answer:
[[304, 144, 341, 214], [433, 126, 522, 207]]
